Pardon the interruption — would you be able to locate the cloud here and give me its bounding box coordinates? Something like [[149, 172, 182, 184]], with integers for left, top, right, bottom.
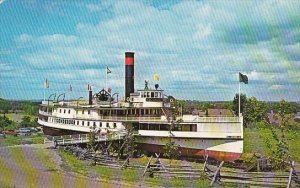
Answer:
[[16, 34, 100, 69], [86, 4, 102, 12], [0, 62, 13, 72], [17, 34, 33, 43], [269, 84, 285, 90], [247, 70, 259, 81], [2, 0, 300, 100], [17, 34, 77, 46], [193, 24, 212, 41]]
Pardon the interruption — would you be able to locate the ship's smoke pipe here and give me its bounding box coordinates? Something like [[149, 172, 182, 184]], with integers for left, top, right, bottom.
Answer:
[[89, 90, 93, 105], [125, 52, 134, 99]]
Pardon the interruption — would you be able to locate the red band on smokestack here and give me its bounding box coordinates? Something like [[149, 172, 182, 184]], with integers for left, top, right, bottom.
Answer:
[[125, 57, 134, 65]]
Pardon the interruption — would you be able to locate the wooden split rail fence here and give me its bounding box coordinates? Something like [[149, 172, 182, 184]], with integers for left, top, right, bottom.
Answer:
[[61, 146, 300, 187], [142, 155, 300, 187]]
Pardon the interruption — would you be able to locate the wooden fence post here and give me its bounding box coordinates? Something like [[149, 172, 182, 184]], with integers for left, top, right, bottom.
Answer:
[[121, 155, 130, 169], [287, 161, 294, 188], [210, 161, 224, 186], [203, 154, 208, 172], [142, 156, 153, 177]]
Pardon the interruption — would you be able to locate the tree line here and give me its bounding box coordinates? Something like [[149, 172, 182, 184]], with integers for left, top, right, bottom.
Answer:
[[0, 98, 39, 131], [0, 98, 39, 116], [232, 94, 299, 127]]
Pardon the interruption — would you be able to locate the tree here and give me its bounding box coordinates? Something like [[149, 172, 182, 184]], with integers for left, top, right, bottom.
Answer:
[[232, 93, 247, 116], [121, 127, 136, 158], [264, 100, 294, 169], [87, 125, 100, 166], [163, 141, 180, 160], [21, 102, 38, 116], [274, 100, 296, 126], [223, 101, 233, 111], [0, 116, 12, 130], [32, 118, 38, 127], [20, 116, 32, 127], [163, 119, 182, 161], [243, 97, 268, 126], [200, 102, 212, 116], [0, 99, 11, 117]]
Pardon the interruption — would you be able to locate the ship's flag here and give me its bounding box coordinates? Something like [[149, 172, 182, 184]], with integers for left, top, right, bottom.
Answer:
[[154, 73, 160, 81], [44, 79, 49, 88], [239, 72, 248, 84], [87, 84, 92, 91], [107, 66, 111, 74]]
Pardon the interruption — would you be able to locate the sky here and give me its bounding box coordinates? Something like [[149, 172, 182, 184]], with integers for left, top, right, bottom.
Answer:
[[0, 0, 299, 101]]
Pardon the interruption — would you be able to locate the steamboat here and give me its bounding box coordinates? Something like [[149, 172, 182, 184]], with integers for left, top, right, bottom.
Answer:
[[38, 52, 243, 161]]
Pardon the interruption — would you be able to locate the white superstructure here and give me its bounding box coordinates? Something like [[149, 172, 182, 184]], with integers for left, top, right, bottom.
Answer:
[[38, 52, 243, 161]]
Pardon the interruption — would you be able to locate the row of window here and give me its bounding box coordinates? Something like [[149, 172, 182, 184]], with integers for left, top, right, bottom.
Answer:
[[52, 118, 75, 125], [51, 117, 117, 129], [140, 91, 162, 98], [137, 124, 197, 132], [78, 110, 91, 114], [59, 109, 71, 114], [54, 108, 162, 116], [75, 120, 116, 128], [57, 109, 92, 115], [98, 109, 162, 116]]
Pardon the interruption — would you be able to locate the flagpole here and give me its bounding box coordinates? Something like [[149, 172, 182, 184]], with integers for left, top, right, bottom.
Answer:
[[69, 85, 72, 102], [239, 78, 241, 117], [106, 66, 107, 91]]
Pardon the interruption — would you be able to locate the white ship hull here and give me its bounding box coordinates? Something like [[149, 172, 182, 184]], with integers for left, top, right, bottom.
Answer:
[[136, 134, 243, 161]]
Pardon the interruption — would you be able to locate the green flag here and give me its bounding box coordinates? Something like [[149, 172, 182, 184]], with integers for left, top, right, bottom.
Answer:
[[239, 72, 248, 84]]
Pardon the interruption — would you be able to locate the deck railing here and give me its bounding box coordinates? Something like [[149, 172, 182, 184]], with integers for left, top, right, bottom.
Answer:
[[192, 116, 240, 123], [101, 116, 163, 122], [45, 131, 127, 146], [39, 109, 241, 123]]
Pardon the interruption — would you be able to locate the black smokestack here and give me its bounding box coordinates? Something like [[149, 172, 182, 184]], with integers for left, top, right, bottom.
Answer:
[[125, 52, 134, 99], [89, 90, 93, 105]]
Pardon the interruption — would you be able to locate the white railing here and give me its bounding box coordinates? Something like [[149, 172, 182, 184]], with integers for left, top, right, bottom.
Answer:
[[101, 116, 164, 122], [77, 115, 240, 123], [180, 116, 241, 123], [40, 111, 241, 124], [47, 131, 127, 146]]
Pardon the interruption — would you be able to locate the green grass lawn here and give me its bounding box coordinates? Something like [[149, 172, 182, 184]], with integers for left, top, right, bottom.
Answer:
[[3, 113, 36, 123], [58, 149, 211, 187], [58, 149, 89, 175], [58, 125, 299, 187], [0, 134, 45, 146]]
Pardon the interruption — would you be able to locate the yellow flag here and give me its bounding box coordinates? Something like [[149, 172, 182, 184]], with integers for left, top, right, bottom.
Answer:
[[154, 73, 159, 81]]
